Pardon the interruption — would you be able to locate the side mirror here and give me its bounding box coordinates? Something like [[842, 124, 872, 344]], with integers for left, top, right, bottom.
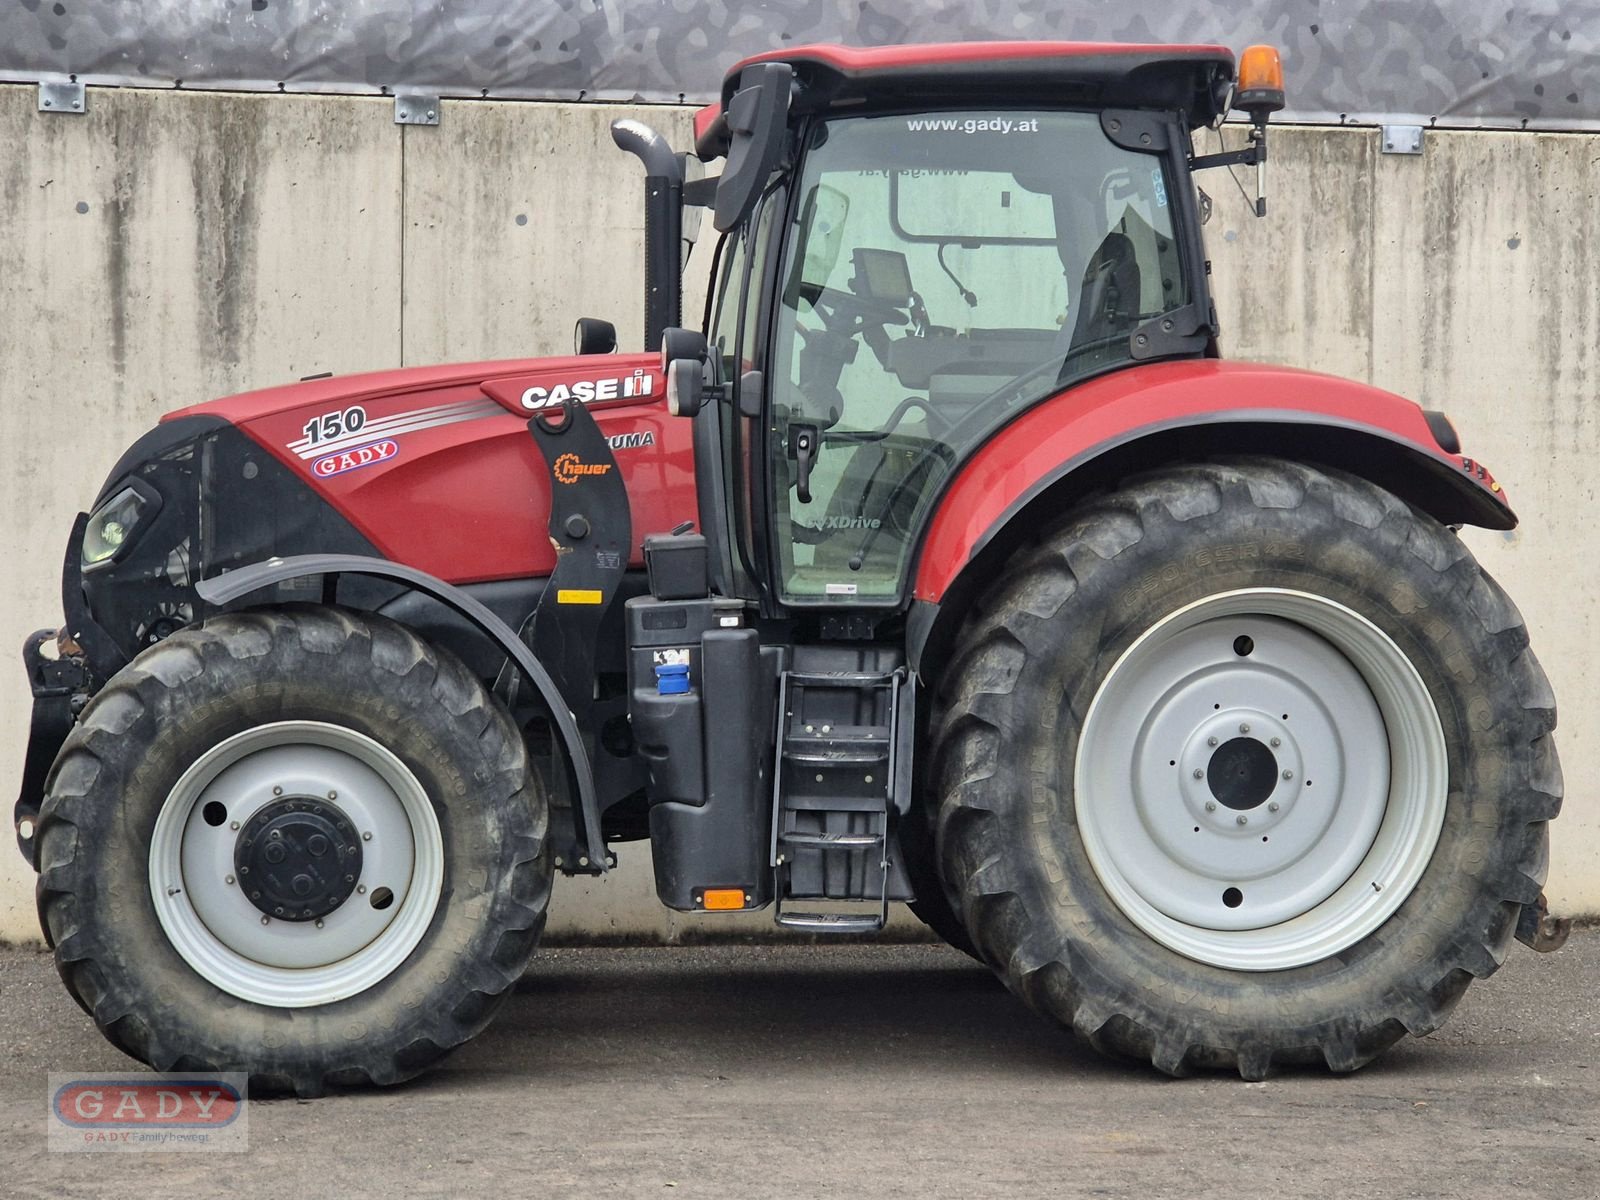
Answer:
[[574, 317, 618, 355], [713, 61, 793, 233], [660, 327, 710, 418]]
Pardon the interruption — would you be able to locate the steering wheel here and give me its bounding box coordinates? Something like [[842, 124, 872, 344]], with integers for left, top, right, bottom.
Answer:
[[798, 282, 907, 333]]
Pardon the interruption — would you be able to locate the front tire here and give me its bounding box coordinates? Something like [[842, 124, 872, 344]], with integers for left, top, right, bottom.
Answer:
[[35, 606, 551, 1094], [934, 459, 1560, 1078]]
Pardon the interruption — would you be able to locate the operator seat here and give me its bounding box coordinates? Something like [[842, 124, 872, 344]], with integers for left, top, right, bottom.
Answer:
[[1068, 230, 1141, 348]]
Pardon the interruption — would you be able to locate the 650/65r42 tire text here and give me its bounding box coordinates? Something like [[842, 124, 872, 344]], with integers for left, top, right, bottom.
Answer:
[[34, 606, 552, 1095], [934, 459, 1560, 1078]]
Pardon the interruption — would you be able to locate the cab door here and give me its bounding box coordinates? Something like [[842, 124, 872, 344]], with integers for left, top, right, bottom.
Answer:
[[698, 183, 784, 602]]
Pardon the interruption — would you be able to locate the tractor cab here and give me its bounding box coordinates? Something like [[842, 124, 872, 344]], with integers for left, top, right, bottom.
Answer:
[[654, 43, 1258, 612], [608, 42, 1282, 931]]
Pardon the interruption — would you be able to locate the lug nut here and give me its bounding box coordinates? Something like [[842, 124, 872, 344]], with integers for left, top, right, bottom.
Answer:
[[260, 916, 270, 925], [362, 831, 372, 841], [1207, 736, 1218, 747], [315, 919, 324, 929], [1204, 801, 1217, 812], [1268, 802, 1281, 813], [230, 821, 240, 831], [225, 874, 235, 885], [1282, 769, 1294, 780], [1270, 737, 1282, 748], [273, 786, 283, 796], [1239, 723, 1251, 734], [1193, 769, 1204, 779], [357, 884, 367, 894], [329, 791, 338, 800], [1236, 815, 1249, 826]]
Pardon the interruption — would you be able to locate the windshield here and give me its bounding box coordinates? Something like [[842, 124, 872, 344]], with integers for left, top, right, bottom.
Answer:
[[768, 109, 1187, 604]]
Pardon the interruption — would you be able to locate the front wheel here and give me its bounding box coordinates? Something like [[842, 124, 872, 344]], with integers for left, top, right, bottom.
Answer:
[[35, 607, 551, 1095], [934, 459, 1560, 1078]]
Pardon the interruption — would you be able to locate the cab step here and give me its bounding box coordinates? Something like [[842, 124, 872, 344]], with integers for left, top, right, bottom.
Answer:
[[770, 659, 915, 933]]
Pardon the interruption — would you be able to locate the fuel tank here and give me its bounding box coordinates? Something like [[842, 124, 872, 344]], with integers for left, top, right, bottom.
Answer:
[[180, 353, 698, 583]]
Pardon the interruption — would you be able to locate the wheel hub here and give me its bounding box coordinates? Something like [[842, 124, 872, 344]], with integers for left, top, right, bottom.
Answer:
[[234, 798, 362, 921], [1207, 737, 1279, 811]]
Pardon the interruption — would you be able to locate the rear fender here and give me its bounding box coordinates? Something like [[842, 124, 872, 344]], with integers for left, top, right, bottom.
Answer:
[[196, 554, 607, 872], [908, 360, 1515, 674]]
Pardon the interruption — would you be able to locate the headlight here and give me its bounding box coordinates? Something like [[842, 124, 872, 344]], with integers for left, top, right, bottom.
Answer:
[[82, 485, 154, 570]]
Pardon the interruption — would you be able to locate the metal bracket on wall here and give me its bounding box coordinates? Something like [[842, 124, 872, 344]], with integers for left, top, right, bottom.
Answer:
[[394, 93, 440, 126], [1382, 124, 1424, 155], [38, 80, 86, 114]]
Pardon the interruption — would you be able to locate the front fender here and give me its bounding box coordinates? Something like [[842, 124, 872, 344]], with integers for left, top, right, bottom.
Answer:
[[195, 554, 607, 871], [912, 359, 1512, 604]]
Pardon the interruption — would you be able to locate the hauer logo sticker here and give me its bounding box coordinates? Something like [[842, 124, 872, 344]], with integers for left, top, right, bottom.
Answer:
[[606, 430, 656, 451], [521, 369, 655, 410], [553, 452, 613, 485], [311, 439, 399, 478]]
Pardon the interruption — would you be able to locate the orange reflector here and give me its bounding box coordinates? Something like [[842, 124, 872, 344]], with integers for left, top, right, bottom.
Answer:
[[1237, 44, 1286, 111], [701, 888, 747, 911], [556, 589, 604, 605]]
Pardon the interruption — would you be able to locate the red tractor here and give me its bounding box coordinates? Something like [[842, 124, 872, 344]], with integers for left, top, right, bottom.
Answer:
[[15, 41, 1564, 1092]]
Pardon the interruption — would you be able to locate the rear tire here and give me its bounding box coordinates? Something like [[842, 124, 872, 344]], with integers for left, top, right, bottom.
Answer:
[[934, 459, 1560, 1078], [35, 606, 551, 1095], [899, 802, 981, 960]]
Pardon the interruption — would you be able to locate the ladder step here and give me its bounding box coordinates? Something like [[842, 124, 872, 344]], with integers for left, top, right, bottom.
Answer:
[[785, 670, 895, 688], [783, 747, 889, 765], [775, 911, 885, 933], [780, 830, 883, 849]]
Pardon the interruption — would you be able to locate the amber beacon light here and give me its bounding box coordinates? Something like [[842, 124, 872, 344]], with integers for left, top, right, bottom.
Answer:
[[1236, 44, 1286, 117], [1227, 44, 1286, 217]]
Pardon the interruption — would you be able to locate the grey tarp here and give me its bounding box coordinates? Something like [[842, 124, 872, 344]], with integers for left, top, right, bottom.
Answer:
[[2, 1, 1597, 129]]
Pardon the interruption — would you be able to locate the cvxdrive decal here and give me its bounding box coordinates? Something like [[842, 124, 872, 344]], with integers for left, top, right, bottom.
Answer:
[[520, 369, 654, 410], [553, 452, 613, 485], [287, 398, 501, 460], [311, 439, 399, 478]]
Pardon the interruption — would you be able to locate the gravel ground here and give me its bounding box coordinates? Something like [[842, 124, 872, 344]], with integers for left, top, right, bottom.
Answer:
[[2, 933, 1597, 1198]]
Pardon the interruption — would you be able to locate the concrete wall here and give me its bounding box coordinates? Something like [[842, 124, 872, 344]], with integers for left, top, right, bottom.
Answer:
[[0, 87, 1593, 942]]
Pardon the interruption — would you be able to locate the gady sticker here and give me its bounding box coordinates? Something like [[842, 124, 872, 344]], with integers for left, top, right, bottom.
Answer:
[[311, 439, 399, 478]]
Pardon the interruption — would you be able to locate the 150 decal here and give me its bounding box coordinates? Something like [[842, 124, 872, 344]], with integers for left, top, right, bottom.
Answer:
[[301, 405, 367, 445]]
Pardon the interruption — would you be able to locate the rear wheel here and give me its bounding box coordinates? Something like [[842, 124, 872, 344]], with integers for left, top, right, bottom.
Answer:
[[934, 459, 1560, 1077], [35, 606, 551, 1094]]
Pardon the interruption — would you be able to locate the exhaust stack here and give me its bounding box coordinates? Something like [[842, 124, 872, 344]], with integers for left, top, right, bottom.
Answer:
[[611, 120, 684, 353]]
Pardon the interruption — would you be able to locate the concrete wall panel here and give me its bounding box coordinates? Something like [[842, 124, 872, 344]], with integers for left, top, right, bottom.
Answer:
[[400, 101, 693, 364], [1208, 125, 1598, 913], [0, 85, 403, 941], [0, 95, 1595, 944]]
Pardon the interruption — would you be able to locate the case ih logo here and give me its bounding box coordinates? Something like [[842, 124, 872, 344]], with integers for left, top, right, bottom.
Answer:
[[53, 1080, 243, 1128], [521, 369, 654, 410], [311, 439, 399, 478], [553, 452, 613, 485]]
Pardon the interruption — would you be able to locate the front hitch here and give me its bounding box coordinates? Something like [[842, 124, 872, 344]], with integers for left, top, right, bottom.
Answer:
[[14, 628, 90, 865]]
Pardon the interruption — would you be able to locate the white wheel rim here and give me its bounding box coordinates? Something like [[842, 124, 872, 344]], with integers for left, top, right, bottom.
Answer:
[[149, 721, 444, 1007], [1074, 588, 1447, 971]]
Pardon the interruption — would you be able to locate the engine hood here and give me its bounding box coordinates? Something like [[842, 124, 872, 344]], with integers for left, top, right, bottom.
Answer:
[[171, 353, 663, 425]]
